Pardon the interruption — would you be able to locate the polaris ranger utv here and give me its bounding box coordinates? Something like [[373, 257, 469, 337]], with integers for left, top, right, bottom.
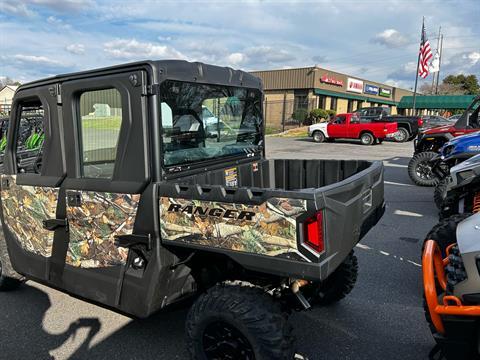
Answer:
[[408, 95, 480, 187], [0, 60, 385, 359]]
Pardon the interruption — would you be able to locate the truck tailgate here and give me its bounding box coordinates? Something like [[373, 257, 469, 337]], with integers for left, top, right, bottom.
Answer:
[[158, 159, 384, 281]]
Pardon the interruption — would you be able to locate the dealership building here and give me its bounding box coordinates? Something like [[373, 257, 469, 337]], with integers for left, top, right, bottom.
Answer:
[[250, 66, 414, 130]]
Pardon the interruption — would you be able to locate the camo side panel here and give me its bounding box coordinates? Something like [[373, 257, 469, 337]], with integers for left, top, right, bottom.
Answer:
[[66, 191, 139, 268], [0, 174, 58, 257], [159, 197, 309, 261]]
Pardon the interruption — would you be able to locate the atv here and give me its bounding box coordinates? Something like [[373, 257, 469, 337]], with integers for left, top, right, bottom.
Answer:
[[408, 95, 480, 187], [431, 132, 480, 209], [0, 60, 386, 359], [423, 212, 480, 359], [438, 153, 480, 220]]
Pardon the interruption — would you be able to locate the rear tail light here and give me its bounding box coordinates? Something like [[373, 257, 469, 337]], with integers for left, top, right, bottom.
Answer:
[[418, 117, 424, 127], [303, 211, 324, 253]]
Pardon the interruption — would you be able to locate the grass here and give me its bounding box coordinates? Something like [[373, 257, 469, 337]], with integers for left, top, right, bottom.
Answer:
[[81, 116, 122, 130], [267, 126, 309, 138]]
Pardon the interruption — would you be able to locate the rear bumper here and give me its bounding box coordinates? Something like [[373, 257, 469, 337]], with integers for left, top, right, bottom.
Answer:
[[422, 240, 480, 335]]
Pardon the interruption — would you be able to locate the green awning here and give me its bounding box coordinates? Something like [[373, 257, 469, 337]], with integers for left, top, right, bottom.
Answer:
[[314, 88, 397, 106], [397, 95, 476, 109]]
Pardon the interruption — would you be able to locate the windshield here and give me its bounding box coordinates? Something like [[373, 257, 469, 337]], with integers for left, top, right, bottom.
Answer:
[[160, 80, 263, 167]]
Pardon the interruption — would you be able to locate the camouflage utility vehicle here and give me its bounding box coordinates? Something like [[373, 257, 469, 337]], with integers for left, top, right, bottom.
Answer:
[[0, 60, 385, 359]]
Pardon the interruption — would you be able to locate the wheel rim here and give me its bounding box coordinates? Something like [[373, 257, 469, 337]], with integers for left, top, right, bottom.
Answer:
[[202, 320, 255, 360], [361, 135, 371, 144], [416, 160, 434, 180], [314, 133, 322, 142], [394, 129, 407, 141]]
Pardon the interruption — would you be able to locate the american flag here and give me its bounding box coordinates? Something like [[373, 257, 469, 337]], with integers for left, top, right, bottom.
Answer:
[[418, 23, 433, 78]]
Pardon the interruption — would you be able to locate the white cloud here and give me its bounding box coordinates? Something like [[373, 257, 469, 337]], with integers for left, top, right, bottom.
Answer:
[[226, 53, 246, 66], [103, 39, 186, 60], [12, 54, 63, 67], [66, 43, 85, 55], [0, 0, 35, 17], [47, 16, 72, 30], [372, 29, 409, 48], [31, 0, 93, 12]]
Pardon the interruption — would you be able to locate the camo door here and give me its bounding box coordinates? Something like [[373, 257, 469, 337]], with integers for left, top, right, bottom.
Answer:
[[0, 86, 66, 281], [58, 71, 150, 306]]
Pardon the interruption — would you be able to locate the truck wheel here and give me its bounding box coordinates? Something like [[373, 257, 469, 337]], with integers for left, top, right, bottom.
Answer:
[[186, 283, 295, 360], [360, 133, 374, 145], [305, 251, 358, 306], [434, 177, 449, 210], [408, 151, 439, 186], [312, 131, 325, 143], [393, 128, 409, 142], [0, 258, 22, 292]]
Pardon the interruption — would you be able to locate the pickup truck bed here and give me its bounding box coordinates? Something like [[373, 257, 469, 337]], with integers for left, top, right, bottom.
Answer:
[[159, 159, 384, 280]]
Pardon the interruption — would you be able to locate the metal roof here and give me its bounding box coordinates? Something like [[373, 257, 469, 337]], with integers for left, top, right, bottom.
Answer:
[[397, 95, 476, 109]]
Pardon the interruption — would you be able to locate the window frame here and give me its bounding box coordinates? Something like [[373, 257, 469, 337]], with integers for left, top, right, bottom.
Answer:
[[75, 87, 124, 179]]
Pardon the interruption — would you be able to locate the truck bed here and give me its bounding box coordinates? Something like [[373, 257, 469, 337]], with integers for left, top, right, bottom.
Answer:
[[158, 159, 384, 281]]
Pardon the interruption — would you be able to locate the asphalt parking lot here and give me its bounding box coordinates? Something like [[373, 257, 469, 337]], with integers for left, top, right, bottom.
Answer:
[[0, 137, 438, 360]]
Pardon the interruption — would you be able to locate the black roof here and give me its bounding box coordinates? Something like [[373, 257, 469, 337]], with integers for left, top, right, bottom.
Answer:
[[18, 60, 263, 91]]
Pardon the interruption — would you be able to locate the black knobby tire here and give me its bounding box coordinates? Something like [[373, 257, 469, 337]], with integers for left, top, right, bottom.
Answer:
[[312, 130, 325, 143], [408, 151, 439, 187], [434, 177, 449, 210], [0, 258, 22, 292], [305, 251, 358, 306], [423, 213, 471, 257], [394, 127, 409, 142], [186, 283, 295, 360], [360, 132, 375, 145]]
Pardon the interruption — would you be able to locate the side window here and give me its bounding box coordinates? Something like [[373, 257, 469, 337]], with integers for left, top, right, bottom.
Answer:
[[78, 88, 122, 179], [15, 100, 45, 174], [333, 115, 346, 124]]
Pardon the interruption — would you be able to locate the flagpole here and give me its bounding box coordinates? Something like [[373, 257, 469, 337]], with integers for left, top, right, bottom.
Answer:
[[435, 34, 444, 95], [412, 17, 424, 115], [431, 26, 441, 93]]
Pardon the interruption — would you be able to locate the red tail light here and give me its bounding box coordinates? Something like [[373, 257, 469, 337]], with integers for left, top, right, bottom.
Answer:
[[418, 117, 424, 127], [303, 211, 324, 253]]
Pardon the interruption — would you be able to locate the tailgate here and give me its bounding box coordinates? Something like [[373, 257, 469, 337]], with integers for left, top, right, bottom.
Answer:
[[157, 160, 384, 281]]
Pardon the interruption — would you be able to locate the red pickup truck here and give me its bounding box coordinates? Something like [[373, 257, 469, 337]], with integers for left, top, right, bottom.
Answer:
[[308, 113, 398, 145]]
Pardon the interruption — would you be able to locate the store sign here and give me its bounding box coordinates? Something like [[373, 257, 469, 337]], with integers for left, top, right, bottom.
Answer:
[[364, 84, 379, 95], [379, 88, 392, 97], [347, 78, 364, 93], [320, 74, 344, 87]]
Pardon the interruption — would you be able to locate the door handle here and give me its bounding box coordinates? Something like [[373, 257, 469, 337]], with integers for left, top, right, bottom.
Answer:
[[42, 218, 68, 231]]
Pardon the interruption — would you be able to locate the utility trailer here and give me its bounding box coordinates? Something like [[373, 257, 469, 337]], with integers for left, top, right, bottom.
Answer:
[[0, 60, 385, 359]]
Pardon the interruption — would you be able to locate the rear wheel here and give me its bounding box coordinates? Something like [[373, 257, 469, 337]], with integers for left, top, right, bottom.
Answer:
[[360, 132, 375, 145], [304, 251, 358, 306], [0, 258, 22, 292], [312, 131, 325, 143], [408, 151, 439, 186], [393, 128, 409, 142], [186, 283, 295, 360]]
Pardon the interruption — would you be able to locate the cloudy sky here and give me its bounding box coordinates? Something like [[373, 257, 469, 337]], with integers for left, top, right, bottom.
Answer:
[[0, 0, 478, 90]]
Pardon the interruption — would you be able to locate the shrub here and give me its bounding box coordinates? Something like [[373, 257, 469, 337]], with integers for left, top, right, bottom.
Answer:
[[326, 109, 337, 118], [292, 109, 309, 124], [308, 108, 328, 123]]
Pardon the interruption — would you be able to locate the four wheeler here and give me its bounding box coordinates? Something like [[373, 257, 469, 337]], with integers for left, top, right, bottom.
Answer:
[[0, 60, 386, 359], [423, 212, 480, 359], [439, 153, 480, 219], [430, 132, 480, 209], [408, 95, 480, 186]]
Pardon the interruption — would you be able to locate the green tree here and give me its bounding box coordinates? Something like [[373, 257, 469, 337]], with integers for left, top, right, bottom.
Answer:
[[442, 74, 479, 94]]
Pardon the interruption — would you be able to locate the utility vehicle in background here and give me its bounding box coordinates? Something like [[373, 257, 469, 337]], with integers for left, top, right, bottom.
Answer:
[[0, 60, 386, 359], [308, 112, 397, 145], [408, 96, 480, 186]]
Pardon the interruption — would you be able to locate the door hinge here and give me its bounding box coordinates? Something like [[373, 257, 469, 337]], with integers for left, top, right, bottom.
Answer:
[[43, 218, 68, 231], [143, 83, 160, 96], [67, 191, 82, 207]]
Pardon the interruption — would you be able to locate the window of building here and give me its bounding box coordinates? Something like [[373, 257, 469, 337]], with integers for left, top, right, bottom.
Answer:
[[330, 97, 337, 111], [317, 95, 326, 109], [347, 100, 354, 113], [78, 88, 123, 179], [293, 90, 309, 112], [15, 100, 45, 174]]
